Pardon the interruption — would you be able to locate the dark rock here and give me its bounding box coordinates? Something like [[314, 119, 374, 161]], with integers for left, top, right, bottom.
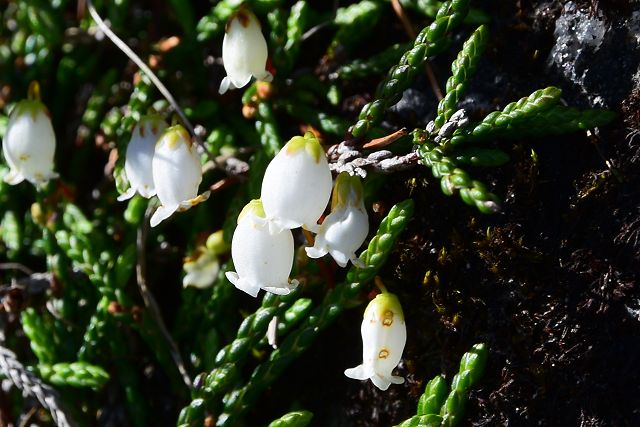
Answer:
[[547, 1, 640, 108], [388, 77, 438, 128]]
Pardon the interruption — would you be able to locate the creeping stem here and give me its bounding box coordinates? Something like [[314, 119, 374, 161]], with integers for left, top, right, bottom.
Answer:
[[434, 25, 489, 129], [415, 131, 501, 214], [351, 0, 470, 138]]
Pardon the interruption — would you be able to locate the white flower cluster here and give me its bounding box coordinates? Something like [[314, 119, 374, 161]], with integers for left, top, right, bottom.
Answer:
[[117, 117, 209, 227], [226, 133, 324, 296], [2, 85, 208, 227], [223, 130, 407, 390], [225, 132, 371, 297]]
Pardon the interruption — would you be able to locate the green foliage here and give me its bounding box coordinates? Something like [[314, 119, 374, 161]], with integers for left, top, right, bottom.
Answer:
[[197, 290, 303, 406], [78, 69, 118, 142], [351, 0, 470, 137], [397, 414, 443, 427], [331, 1, 383, 55], [451, 86, 563, 144], [274, 297, 314, 338], [268, 9, 289, 73], [451, 100, 616, 144], [434, 25, 488, 129], [417, 376, 448, 416], [415, 60, 613, 213], [335, 42, 412, 81], [415, 135, 501, 214], [1, 210, 22, 257], [276, 99, 350, 137], [284, 1, 309, 72], [396, 343, 488, 427], [401, 0, 489, 25], [21, 308, 57, 364], [38, 361, 110, 388], [268, 410, 313, 427]]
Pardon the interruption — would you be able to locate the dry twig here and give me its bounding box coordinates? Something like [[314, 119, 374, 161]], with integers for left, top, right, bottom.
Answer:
[[0, 345, 75, 427], [136, 205, 193, 390]]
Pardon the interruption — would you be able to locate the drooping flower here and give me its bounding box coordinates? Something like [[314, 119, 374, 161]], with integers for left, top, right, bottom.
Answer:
[[2, 82, 58, 185], [344, 290, 406, 391], [261, 132, 332, 233], [225, 199, 298, 297], [117, 115, 167, 201], [183, 230, 229, 289], [183, 249, 219, 289], [219, 8, 273, 95], [306, 172, 369, 267], [150, 124, 209, 227]]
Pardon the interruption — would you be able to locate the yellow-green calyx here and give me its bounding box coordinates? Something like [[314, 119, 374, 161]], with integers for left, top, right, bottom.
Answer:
[[11, 99, 47, 122], [160, 124, 191, 150], [238, 199, 266, 223], [206, 230, 230, 255], [331, 172, 364, 210], [364, 292, 404, 323], [285, 131, 324, 163]]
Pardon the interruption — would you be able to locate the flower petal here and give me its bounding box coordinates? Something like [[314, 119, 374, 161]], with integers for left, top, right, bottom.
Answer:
[[150, 204, 179, 228], [344, 364, 372, 381], [218, 77, 232, 95], [225, 271, 261, 297], [305, 245, 328, 259], [3, 169, 25, 185], [117, 187, 137, 202]]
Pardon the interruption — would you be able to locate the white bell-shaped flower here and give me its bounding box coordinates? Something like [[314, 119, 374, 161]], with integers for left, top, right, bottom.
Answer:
[[219, 8, 273, 94], [2, 82, 58, 185], [344, 290, 406, 391], [261, 132, 332, 233], [150, 124, 209, 227], [117, 115, 167, 201], [306, 172, 369, 267], [225, 199, 298, 297]]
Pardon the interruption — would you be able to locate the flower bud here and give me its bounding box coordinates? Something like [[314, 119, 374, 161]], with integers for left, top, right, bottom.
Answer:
[[225, 199, 298, 297], [306, 172, 369, 267], [219, 8, 273, 95], [344, 291, 406, 391], [205, 229, 230, 255], [261, 132, 332, 233], [2, 82, 57, 185], [117, 115, 167, 201], [150, 124, 209, 227]]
